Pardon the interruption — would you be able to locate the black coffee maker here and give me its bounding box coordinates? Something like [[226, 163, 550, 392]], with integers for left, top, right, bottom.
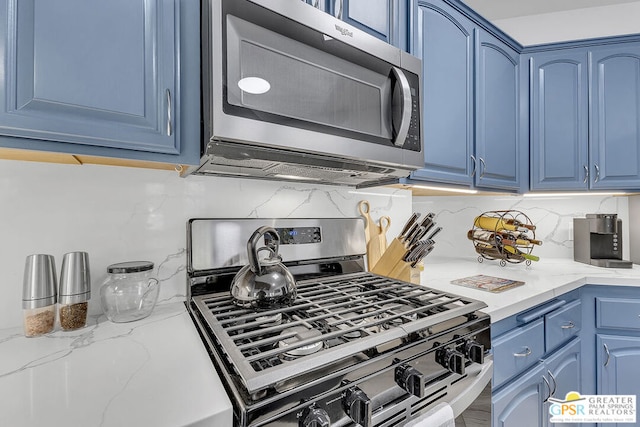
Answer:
[[573, 214, 632, 268]]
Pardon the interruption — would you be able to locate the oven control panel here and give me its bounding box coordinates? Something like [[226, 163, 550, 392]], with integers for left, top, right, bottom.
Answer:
[[265, 227, 322, 245]]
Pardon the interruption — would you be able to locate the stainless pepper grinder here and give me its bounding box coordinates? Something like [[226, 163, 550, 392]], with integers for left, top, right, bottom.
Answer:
[[22, 254, 57, 337]]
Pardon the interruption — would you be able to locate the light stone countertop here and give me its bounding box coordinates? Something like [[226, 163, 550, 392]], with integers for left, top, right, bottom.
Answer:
[[0, 303, 232, 427], [420, 256, 640, 322], [2, 257, 640, 427]]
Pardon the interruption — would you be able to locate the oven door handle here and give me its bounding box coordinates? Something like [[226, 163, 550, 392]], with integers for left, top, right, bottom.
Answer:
[[391, 67, 413, 148]]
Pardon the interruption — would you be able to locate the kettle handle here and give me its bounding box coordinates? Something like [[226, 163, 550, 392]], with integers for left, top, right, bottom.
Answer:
[[247, 226, 281, 275]]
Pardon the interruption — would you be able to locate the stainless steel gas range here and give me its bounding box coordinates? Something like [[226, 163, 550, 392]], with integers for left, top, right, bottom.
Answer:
[[186, 218, 492, 427]]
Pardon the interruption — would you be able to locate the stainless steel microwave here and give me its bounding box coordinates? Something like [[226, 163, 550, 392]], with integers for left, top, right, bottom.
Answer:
[[184, 0, 423, 187]]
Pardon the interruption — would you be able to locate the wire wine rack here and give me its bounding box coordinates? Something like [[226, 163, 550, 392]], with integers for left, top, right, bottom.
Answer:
[[468, 210, 541, 267]]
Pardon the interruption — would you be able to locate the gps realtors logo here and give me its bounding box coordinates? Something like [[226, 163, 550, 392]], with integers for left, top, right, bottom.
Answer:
[[549, 391, 636, 423]]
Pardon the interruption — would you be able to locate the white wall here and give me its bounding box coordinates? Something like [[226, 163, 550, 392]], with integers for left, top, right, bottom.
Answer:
[[492, 2, 640, 45], [0, 159, 412, 329]]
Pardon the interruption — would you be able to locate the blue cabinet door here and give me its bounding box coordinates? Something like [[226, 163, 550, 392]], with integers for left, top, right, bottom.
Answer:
[[543, 339, 582, 427], [336, 0, 409, 50], [475, 30, 522, 190], [596, 334, 640, 427], [590, 44, 640, 190], [493, 362, 546, 427], [0, 0, 200, 164], [530, 50, 589, 191], [409, 0, 475, 186]]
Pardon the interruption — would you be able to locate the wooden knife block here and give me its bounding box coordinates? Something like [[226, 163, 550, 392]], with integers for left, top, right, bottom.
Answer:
[[371, 238, 422, 284]]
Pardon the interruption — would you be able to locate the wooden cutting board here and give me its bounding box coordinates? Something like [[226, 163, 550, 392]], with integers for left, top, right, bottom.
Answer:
[[358, 201, 390, 268]]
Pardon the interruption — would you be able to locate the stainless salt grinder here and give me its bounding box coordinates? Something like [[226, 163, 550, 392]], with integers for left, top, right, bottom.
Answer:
[[58, 252, 91, 330], [22, 254, 57, 337]]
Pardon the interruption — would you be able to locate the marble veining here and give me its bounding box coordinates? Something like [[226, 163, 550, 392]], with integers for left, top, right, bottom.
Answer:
[[413, 194, 629, 261], [0, 159, 411, 329], [0, 303, 232, 427]]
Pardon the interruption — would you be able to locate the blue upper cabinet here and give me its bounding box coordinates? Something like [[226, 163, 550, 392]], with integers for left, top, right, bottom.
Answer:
[[319, 0, 409, 50], [475, 30, 523, 190], [0, 0, 200, 165], [409, 1, 523, 191], [529, 49, 589, 190], [529, 42, 640, 191], [410, 0, 475, 186], [590, 43, 640, 190]]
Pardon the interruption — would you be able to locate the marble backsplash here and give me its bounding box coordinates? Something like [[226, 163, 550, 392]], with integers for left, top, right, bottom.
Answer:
[[413, 194, 630, 262], [0, 159, 412, 329], [1, 157, 632, 329]]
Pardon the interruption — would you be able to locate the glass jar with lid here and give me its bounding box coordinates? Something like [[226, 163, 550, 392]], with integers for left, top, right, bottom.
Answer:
[[100, 261, 159, 323]]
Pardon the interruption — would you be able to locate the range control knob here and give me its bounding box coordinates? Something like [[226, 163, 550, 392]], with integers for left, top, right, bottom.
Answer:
[[342, 387, 372, 427], [395, 364, 425, 398], [459, 339, 485, 364], [435, 347, 466, 375], [299, 406, 331, 427]]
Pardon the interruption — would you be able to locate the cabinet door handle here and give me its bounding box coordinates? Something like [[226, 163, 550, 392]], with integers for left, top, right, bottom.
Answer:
[[547, 370, 557, 397], [513, 346, 532, 357], [594, 163, 600, 183], [166, 89, 173, 136], [543, 375, 552, 403], [479, 157, 486, 179], [604, 343, 610, 367], [470, 155, 477, 177], [561, 321, 575, 329], [583, 165, 589, 184], [335, 0, 343, 19], [313, 0, 320, 8]]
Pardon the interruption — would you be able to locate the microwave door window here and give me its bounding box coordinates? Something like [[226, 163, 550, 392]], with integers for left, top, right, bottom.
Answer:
[[225, 15, 393, 143]]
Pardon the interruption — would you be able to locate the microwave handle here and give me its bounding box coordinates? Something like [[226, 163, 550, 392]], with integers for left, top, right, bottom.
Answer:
[[391, 67, 413, 147]]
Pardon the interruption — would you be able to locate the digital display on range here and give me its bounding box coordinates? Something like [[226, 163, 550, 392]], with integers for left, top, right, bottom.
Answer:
[[265, 227, 322, 245]]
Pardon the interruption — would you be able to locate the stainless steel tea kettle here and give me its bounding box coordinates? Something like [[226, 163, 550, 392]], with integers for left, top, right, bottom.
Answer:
[[230, 226, 297, 309]]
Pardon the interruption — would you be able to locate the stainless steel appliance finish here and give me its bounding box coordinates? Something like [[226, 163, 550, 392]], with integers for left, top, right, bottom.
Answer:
[[187, 218, 492, 427], [184, 0, 423, 187], [573, 214, 632, 268]]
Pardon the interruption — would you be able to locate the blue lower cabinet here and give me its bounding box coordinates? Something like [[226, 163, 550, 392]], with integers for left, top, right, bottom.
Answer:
[[596, 334, 640, 427], [493, 362, 546, 427], [542, 339, 582, 427], [493, 338, 582, 427], [0, 0, 200, 165]]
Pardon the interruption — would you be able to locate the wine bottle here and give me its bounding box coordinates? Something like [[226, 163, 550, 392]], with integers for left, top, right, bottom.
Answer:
[[506, 218, 536, 231], [473, 215, 538, 233], [503, 245, 540, 261]]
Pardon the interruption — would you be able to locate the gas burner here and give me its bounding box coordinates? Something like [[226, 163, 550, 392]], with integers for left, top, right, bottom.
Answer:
[[255, 313, 283, 328], [379, 303, 419, 329], [277, 326, 324, 358], [337, 311, 378, 338]]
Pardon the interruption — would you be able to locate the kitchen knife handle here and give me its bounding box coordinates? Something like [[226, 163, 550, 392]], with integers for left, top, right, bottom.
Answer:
[[166, 89, 173, 136], [399, 213, 419, 239]]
